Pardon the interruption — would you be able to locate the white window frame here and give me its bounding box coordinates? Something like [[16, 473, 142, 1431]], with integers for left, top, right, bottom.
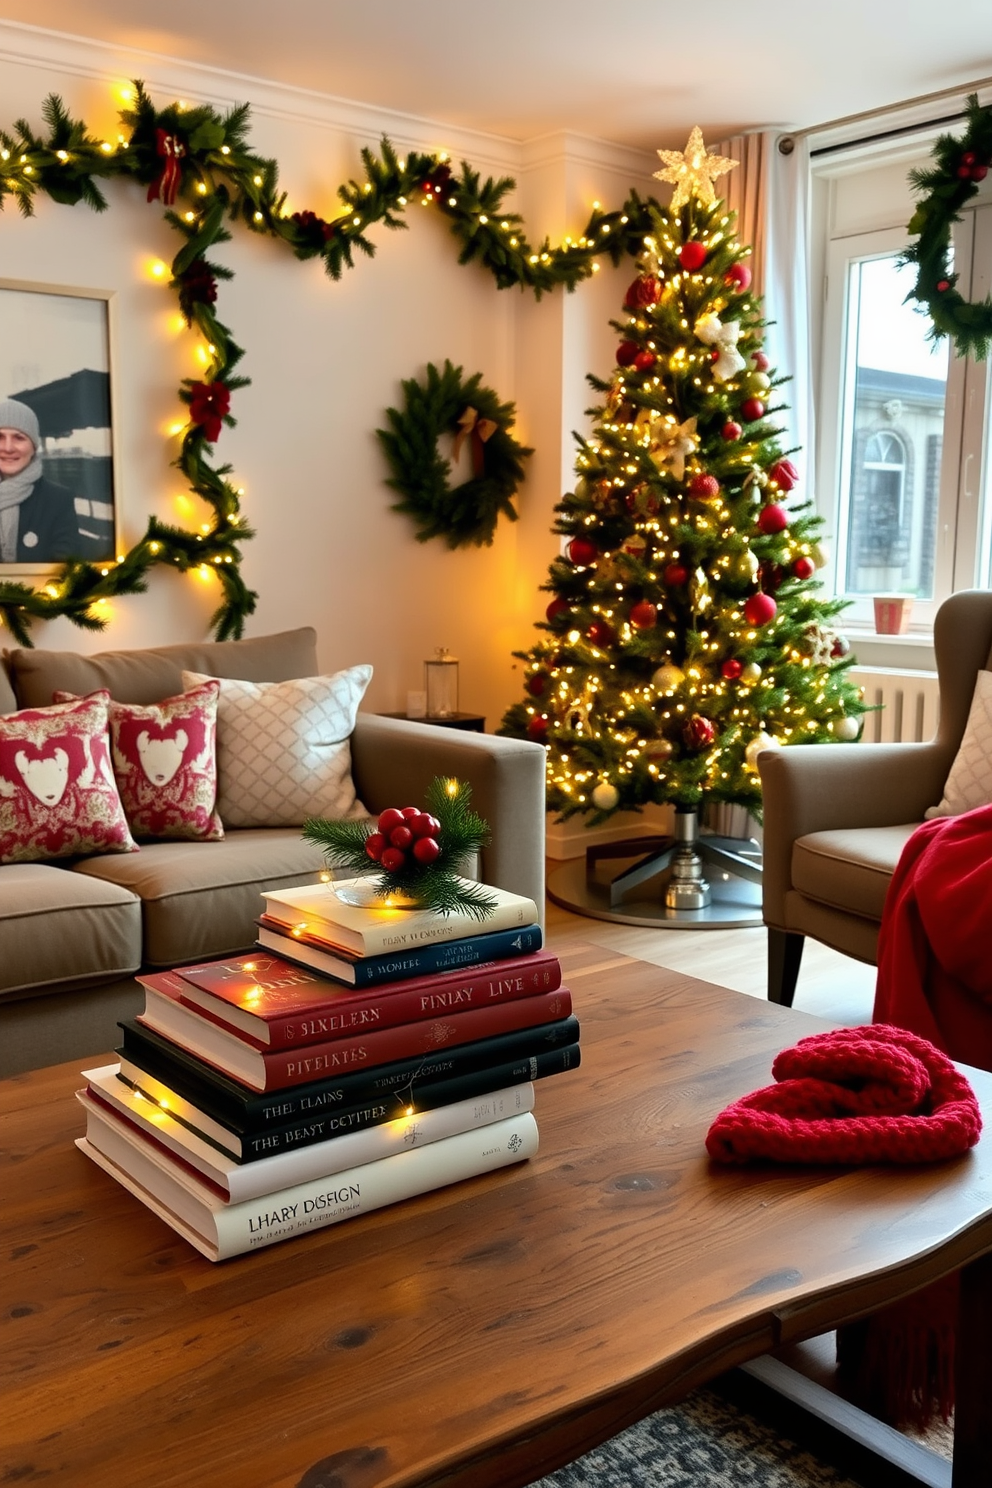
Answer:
[[812, 140, 992, 638]]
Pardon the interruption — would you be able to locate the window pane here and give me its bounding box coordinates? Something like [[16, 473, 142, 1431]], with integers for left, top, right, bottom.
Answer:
[[839, 255, 948, 598]]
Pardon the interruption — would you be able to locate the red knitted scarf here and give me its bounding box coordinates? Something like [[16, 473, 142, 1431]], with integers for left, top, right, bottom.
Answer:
[[706, 1023, 981, 1166]]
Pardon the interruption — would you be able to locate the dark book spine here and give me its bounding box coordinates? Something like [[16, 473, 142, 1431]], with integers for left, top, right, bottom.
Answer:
[[346, 924, 545, 986], [236, 1045, 581, 1161], [117, 1015, 580, 1131]]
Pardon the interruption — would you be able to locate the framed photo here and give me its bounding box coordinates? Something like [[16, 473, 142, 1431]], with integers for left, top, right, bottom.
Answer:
[[0, 280, 118, 571]]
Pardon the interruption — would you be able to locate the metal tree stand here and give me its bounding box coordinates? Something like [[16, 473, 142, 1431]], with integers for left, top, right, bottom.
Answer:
[[547, 805, 763, 930]]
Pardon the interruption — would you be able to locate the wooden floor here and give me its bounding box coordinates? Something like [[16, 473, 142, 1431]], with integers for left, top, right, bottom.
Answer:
[[544, 861, 879, 1029]]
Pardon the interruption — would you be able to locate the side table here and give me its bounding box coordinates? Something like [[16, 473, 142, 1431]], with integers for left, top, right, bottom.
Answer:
[[377, 712, 486, 732]]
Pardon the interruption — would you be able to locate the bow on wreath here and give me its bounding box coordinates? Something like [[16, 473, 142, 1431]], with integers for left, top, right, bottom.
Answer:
[[147, 129, 186, 206], [693, 313, 746, 382], [453, 405, 498, 477]]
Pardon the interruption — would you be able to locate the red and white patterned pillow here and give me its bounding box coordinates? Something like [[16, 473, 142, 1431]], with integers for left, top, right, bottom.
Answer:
[[56, 680, 224, 841], [0, 693, 136, 865]]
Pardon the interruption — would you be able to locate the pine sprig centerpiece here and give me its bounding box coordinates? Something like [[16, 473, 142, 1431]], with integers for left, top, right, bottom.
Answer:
[[302, 777, 496, 919]]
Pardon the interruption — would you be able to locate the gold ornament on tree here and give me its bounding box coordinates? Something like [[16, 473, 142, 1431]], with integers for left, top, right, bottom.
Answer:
[[650, 416, 698, 480], [654, 127, 738, 212]]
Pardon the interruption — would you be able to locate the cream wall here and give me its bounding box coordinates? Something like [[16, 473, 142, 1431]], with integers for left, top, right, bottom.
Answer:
[[0, 22, 656, 724]]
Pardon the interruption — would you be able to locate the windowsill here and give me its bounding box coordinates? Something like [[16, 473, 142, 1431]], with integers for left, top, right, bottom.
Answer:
[[843, 627, 935, 646], [843, 626, 937, 672]]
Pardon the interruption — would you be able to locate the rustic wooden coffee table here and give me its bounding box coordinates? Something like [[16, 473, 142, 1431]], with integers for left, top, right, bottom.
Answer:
[[4, 945, 991, 1488]]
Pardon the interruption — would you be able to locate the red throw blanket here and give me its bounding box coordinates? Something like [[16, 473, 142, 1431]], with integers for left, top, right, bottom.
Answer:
[[873, 802, 992, 1064], [843, 803, 992, 1427]]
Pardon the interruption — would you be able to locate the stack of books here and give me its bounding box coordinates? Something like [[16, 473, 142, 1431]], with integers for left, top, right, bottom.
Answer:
[[76, 877, 580, 1261]]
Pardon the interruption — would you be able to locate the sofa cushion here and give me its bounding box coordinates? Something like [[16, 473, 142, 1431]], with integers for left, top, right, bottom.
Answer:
[[0, 861, 141, 999], [6, 626, 318, 708], [0, 694, 137, 865], [183, 665, 371, 828], [927, 667, 992, 819], [792, 823, 919, 922], [0, 659, 16, 716], [72, 828, 326, 966]]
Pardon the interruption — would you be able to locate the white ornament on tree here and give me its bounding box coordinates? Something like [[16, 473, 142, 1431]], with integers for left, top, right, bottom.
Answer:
[[740, 662, 762, 684], [745, 731, 780, 769], [652, 663, 685, 694], [831, 715, 861, 741], [591, 781, 620, 811]]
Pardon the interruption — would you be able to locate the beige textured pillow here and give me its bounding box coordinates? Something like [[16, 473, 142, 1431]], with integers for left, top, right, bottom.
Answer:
[[182, 665, 372, 828], [927, 669, 992, 818]]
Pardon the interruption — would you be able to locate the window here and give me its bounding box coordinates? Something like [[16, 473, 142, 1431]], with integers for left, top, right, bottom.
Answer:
[[813, 139, 992, 632]]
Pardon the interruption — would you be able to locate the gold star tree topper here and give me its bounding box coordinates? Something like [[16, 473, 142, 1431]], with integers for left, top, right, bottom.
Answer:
[[654, 127, 738, 212]]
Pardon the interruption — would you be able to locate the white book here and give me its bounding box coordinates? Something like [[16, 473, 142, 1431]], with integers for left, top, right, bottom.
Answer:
[[261, 876, 539, 956], [76, 1097, 539, 1262], [82, 1064, 536, 1204]]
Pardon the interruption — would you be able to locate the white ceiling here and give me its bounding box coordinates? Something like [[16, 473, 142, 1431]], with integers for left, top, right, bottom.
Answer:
[[4, 1, 992, 147]]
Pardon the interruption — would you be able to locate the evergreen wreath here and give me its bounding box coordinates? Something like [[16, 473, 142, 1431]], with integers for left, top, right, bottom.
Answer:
[[302, 776, 496, 918], [903, 94, 992, 361], [376, 360, 533, 547]]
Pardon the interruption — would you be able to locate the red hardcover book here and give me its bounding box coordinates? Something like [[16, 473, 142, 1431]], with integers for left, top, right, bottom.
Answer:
[[137, 976, 573, 1093], [173, 950, 563, 1048]]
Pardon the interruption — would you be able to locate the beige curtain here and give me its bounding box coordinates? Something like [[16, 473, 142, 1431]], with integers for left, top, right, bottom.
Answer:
[[713, 132, 770, 296]]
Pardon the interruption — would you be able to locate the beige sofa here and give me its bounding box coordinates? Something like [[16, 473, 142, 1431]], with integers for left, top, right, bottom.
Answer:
[[0, 628, 546, 1077]]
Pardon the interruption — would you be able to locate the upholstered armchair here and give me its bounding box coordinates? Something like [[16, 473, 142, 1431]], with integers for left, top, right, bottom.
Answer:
[[758, 588, 992, 1006]]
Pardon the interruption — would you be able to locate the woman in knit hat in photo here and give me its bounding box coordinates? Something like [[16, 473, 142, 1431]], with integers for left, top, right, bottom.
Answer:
[[0, 397, 81, 564]]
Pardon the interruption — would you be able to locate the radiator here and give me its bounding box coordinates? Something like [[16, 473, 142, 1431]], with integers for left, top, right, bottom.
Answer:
[[848, 666, 940, 743]]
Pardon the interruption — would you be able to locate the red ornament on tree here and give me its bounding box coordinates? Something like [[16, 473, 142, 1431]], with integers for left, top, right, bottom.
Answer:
[[629, 600, 657, 629], [792, 555, 816, 581], [526, 673, 548, 697], [724, 263, 752, 292], [678, 241, 708, 271], [752, 352, 770, 372], [683, 714, 716, 750], [663, 562, 689, 587], [720, 658, 743, 681], [769, 459, 799, 491], [689, 473, 721, 500], [740, 397, 765, 422], [721, 421, 742, 442], [546, 597, 571, 623], [744, 592, 778, 626], [759, 560, 785, 594], [623, 275, 662, 309], [633, 349, 657, 371], [616, 340, 640, 366], [527, 715, 549, 741], [588, 618, 616, 647], [757, 503, 788, 535], [567, 536, 598, 566]]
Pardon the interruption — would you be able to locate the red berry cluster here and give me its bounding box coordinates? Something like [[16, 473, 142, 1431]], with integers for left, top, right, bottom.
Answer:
[[956, 151, 989, 182], [366, 806, 441, 872]]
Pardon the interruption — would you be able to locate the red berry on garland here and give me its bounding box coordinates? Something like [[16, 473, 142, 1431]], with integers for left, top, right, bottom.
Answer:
[[567, 536, 598, 566], [721, 658, 743, 681], [757, 503, 788, 535], [377, 807, 405, 834], [962, 151, 977, 166], [769, 459, 799, 491], [683, 714, 716, 750], [412, 835, 441, 865], [724, 263, 752, 291], [678, 241, 707, 271], [663, 562, 689, 587], [722, 421, 742, 441], [623, 274, 662, 309], [546, 597, 570, 623], [616, 340, 640, 366], [409, 812, 438, 838], [527, 715, 549, 741], [957, 164, 974, 179], [690, 474, 721, 500], [936, 280, 951, 292], [633, 349, 657, 371], [364, 831, 385, 862], [741, 397, 765, 422], [380, 846, 406, 872], [526, 673, 548, 697], [971, 165, 988, 181], [390, 825, 413, 850], [752, 352, 770, 371], [629, 600, 657, 629], [793, 555, 816, 581], [588, 618, 615, 647], [744, 591, 778, 626]]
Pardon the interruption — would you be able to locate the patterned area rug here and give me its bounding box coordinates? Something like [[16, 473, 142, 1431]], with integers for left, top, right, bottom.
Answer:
[[531, 1387, 864, 1488]]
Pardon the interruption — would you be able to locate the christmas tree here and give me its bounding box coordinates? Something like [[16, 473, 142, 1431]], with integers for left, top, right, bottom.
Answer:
[[500, 132, 864, 825]]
